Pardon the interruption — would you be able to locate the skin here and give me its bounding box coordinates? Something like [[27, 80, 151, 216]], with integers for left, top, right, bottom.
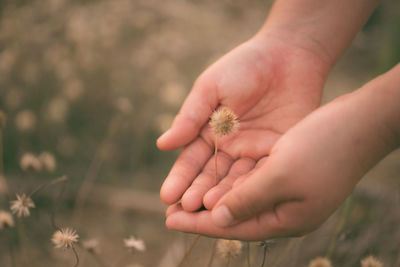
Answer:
[[158, 35, 329, 212], [157, 0, 386, 240], [164, 64, 400, 240]]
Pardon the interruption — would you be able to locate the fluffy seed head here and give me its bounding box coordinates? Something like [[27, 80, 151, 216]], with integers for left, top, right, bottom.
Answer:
[[52, 228, 79, 249], [115, 97, 133, 114], [308, 257, 333, 267], [0, 210, 14, 229], [39, 151, 56, 172], [10, 193, 35, 217], [361, 256, 383, 267], [124, 236, 146, 252], [20, 153, 42, 172], [216, 239, 242, 259], [209, 107, 238, 137], [15, 110, 36, 132]]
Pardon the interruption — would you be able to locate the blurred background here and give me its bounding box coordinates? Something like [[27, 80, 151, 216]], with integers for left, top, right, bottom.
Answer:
[[0, 0, 399, 266]]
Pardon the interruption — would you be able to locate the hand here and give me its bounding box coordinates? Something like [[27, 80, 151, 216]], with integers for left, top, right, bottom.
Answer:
[[157, 33, 330, 212], [164, 65, 400, 240]]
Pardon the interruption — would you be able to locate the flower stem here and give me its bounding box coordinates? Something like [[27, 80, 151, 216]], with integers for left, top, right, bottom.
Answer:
[[178, 235, 201, 267], [0, 127, 11, 199], [261, 243, 267, 267], [72, 245, 80, 267], [247, 242, 251, 267], [214, 136, 218, 185], [207, 239, 217, 267], [74, 115, 122, 222], [325, 195, 353, 258], [29, 175, 68, 197]]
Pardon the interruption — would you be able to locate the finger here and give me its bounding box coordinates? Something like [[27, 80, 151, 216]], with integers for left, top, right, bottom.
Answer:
[[181, 151, 233, 212], [203, 158, 256, 209], [157, 78, 218, 151], [160, 137, 212, 205], [232, 156, 268, 187], [211, 159, 300, 228], [166, 203, 182, 217], [165, 206, 285, 241]]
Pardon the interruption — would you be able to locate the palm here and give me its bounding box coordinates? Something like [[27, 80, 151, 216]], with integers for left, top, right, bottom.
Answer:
[[158, 36, 327, 213]]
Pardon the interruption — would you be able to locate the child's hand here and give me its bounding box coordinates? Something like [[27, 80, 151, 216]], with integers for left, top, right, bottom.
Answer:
[[164, 65, 400, 240], [157, 34, 330, 212]]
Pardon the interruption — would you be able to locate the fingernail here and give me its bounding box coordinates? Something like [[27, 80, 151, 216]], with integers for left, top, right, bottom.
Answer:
[[212, 205, 233, 227]]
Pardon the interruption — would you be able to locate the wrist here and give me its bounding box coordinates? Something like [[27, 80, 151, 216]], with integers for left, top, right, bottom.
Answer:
[[369, 64, 400, 149], [254, 27, 335, 71], [255, 0, 378, 72], [354, 64, 400, 152], [248, 31, 332, 86]]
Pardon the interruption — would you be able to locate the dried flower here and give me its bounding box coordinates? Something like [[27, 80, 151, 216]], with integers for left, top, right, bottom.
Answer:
[[82, 238, 100, 253], [52, 228, 79, 249], [0, 210, 14, 229], [15, 110, 36, 132], [20, 153, 42, 172], [124, 236, 146, 252], [308, 257, 333, 267], [62, 79, 84, 101], [115, 97, 133, 114], [209, 107, 238, 137], [10, 193, 35, 217], [39, 151, 56, 172], [361, 256, 383, 267], [0, 111, 6, 127], [216, 239, 242, 259], [46, 97, 69, 123]]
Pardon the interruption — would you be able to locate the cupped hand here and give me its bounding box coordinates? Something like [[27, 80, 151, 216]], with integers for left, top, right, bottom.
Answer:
[[164, 66, 399, 240], [157, 34, 329, 214]]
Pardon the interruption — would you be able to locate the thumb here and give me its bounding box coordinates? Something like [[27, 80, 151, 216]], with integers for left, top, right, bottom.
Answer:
[[157, 78, 218, 151], [211, 163, 289, 228]]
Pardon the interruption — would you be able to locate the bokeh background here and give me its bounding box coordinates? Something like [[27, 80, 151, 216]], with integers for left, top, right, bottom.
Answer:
[[0, 0, 399, 266]]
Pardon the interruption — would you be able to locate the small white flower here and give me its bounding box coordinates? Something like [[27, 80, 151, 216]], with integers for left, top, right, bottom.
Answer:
[[0, 210, 14, 229], [39, 151, 56, 172], [216, 239, 242, 259], [361, 256, 383, 267], [115, 97, 133, 114], [15, 110, 36, 132], [20, 153, 42, 172], [308, 257, 333, 267], [10, 193, 35, 217], [52, 228, 79, 249], [124, 236, 146, 252]]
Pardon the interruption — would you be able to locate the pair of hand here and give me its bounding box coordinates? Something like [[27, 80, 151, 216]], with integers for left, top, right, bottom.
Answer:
[[157, 34, 397, 240]]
